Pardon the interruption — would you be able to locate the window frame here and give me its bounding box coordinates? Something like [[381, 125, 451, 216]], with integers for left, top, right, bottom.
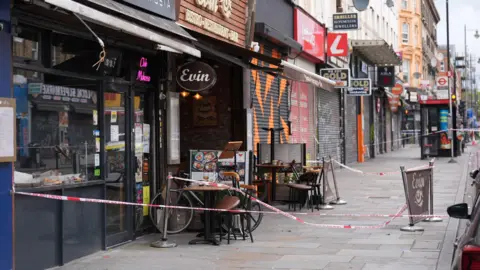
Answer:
[[402, 23, 410, 43]]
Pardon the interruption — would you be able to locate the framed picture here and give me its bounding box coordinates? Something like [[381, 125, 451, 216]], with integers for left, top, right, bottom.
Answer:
[[192, 96, 217, 127]]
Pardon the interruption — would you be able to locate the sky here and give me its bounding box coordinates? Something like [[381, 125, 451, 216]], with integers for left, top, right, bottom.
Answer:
[[435, 0, 480, 75]]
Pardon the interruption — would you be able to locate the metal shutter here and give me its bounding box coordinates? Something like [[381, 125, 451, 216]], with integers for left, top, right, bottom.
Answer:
[[317, 88, 342, 161], [386, 109, 392, 152], [345, 95, 357, 164], [251, 40, 289, 153]]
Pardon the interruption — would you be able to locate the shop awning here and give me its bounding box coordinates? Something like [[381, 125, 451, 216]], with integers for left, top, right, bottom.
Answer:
[[351, 40, 402, 66], [44, 0, 201, 57], [280, 61, 337, 92], [190, 34, 282, 70]]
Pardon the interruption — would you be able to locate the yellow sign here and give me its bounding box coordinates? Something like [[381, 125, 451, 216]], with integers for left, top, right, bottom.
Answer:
[[143, 186, 150, 216], [104, 93, 141, 110]]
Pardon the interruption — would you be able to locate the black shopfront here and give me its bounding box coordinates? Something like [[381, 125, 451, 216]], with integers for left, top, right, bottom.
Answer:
[[11, 0, 200, 269]]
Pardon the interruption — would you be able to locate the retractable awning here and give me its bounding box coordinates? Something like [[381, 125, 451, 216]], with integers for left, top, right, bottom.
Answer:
[[351, 40, 401, 66], [44, 0, 201, 57], [280, 61, 337, 92]]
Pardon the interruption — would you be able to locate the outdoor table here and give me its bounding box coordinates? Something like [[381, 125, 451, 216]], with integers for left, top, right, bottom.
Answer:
[[183, 185, 229, 245], [255, 164, 292, 203]]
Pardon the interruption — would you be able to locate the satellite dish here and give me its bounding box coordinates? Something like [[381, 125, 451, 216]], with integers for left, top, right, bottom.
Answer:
[[436, 52, 444, 61], [353, 0, 369, 11], [413, 72, 422, 79], [431, 58, 437, 67], [386, 0, 395, 8]]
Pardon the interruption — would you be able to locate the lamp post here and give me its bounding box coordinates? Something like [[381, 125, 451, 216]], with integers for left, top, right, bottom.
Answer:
[[446, 0, 456, 163], [464, 26, 479, 126]]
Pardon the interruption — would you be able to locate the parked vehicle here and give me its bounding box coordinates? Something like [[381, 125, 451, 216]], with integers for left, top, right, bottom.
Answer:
[[447, 199, 480, 269], [470, 169, 480, 205]]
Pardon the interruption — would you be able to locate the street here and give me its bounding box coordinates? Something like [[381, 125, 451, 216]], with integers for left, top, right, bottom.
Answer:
[[52, 145, 476, 270]]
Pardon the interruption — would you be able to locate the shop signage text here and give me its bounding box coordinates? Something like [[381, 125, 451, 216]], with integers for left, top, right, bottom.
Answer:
[[194, 0, 233, 18], [294, 8, 325, 63], [177, 61, 217, 92], [332, 13, 359, 30], [391, 83, 403, 95], [377, 66, 395, 87], [30, 84, 97, 105], [347, 78, 371, 96], [136, 57, 151, 82], [320, 68, 350, 88], [185, 9, 239, 43], [122, 0, 176, 20]]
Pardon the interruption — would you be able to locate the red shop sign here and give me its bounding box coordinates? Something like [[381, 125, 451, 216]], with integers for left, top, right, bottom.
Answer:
[[294, 8, 325, 63]]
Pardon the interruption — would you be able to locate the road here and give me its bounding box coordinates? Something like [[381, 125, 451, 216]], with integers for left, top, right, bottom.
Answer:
[[52, 145, 476, 270]]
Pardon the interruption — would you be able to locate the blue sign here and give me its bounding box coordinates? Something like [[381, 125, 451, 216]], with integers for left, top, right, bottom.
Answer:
[[439, 109, 449, 131]]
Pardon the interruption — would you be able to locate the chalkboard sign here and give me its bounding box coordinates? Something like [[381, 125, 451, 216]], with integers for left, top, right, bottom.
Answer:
[[100, 49, 123, 77]]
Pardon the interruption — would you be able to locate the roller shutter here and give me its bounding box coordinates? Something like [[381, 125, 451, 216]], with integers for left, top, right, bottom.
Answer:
[[317, 88, 342, 161]]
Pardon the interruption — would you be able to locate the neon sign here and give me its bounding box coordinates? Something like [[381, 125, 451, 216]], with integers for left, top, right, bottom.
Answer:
[[137, 57, 151, 82]]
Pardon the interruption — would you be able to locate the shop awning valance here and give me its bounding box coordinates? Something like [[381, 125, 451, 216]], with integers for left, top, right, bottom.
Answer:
[[351, 40, 402, 66], [280, 61, 337, 92], [44, 0, 201, 57]]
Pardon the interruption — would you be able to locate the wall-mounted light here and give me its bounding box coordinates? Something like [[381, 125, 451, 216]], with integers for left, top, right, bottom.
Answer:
[[180, 91, 190, 98], [193, 93, 202, 100]]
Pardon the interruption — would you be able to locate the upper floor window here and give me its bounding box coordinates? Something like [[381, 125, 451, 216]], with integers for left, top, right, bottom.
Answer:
[[13, 27, 40, 62], [402, 23, 410, 43], [403, 59, 411, 82], [413, 0, 417, 12], [402, 0, 408, 9]]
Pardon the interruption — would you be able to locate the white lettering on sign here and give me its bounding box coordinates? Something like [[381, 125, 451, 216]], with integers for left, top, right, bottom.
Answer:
[[195, 0, 232, 18], [329, 34, 344, 55], [180, 68, 211, 83], [185, 9, 239, 43], [411, 172, 426, 207]]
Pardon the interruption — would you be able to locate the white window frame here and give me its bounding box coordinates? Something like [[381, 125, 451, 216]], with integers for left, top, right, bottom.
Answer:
[[402, 23, 409, 43], [402, 0, 408, 9], [403, 59, 411, 82]]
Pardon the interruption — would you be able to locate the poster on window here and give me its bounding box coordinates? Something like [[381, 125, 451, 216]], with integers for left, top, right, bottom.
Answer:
[[189, 150, 248, 183], [135, 123, 143, 182], [290, 82, 310, 148], [439, 109, 451, 149]]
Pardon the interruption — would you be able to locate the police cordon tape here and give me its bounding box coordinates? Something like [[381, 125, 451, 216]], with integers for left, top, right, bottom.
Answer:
[[329, 159, 431, 176], [14, 163, 446, 231]]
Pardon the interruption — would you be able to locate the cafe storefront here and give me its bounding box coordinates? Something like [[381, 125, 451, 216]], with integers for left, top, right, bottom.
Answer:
[[11, 0, 200, 269]]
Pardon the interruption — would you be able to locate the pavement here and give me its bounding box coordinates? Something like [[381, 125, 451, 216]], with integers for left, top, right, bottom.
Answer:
[[53, 145, 477, 270]]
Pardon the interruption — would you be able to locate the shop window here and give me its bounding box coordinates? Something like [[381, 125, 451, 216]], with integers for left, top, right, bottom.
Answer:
[[13, 27, 40, 61], [13, 69, 101, 188]]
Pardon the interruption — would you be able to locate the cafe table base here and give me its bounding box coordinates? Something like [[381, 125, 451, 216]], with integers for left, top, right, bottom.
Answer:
[[188, 191, 220, 246]]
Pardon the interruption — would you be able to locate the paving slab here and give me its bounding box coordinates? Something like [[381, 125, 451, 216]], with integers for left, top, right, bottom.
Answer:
[[50, 145, 476, 270]]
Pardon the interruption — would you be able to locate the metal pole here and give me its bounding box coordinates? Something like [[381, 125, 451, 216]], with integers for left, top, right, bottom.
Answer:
[[84, 141, 88, 181], [446, 0, 456, 163], [328, 155, 346, 205], [424, 159, 442, 222], [151, 172, 177, 248], [319, 157, 334, 210]]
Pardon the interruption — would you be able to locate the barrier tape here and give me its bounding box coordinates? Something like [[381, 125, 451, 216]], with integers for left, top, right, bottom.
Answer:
[[13, 174, 410, 230], [331, 159, 431, 176]]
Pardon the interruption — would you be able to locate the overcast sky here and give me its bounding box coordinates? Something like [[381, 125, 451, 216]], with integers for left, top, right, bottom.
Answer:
[[435, 0, 480, 74]]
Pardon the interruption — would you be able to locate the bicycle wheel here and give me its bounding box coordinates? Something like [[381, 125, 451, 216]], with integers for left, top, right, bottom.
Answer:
[[243, 201, 263, 232], [149, 190, 194, 234]]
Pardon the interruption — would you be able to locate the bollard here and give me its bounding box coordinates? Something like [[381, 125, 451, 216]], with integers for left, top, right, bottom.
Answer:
[[424, 159, 442, 222], [151, 172, 177, 248], [318, 157, 334, 210], [328, 155, 347, 205]]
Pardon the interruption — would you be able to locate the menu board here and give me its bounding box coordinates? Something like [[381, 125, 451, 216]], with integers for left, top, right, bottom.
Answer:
[[190, 150, 248, 184]]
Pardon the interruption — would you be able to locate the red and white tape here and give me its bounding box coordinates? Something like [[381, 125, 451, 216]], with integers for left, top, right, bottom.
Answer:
[[332, 160, 430, 176]]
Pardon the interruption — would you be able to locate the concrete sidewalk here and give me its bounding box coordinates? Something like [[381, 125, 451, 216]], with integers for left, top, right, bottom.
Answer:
[[54, 145, 476, 270]]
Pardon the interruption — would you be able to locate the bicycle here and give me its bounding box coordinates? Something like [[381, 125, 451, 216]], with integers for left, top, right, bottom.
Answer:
[[149, 172, 267, 234]]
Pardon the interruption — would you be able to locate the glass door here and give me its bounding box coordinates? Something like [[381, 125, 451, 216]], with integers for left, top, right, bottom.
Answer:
[[105, 89, 134, 247], [133, 90, 154, 236]]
